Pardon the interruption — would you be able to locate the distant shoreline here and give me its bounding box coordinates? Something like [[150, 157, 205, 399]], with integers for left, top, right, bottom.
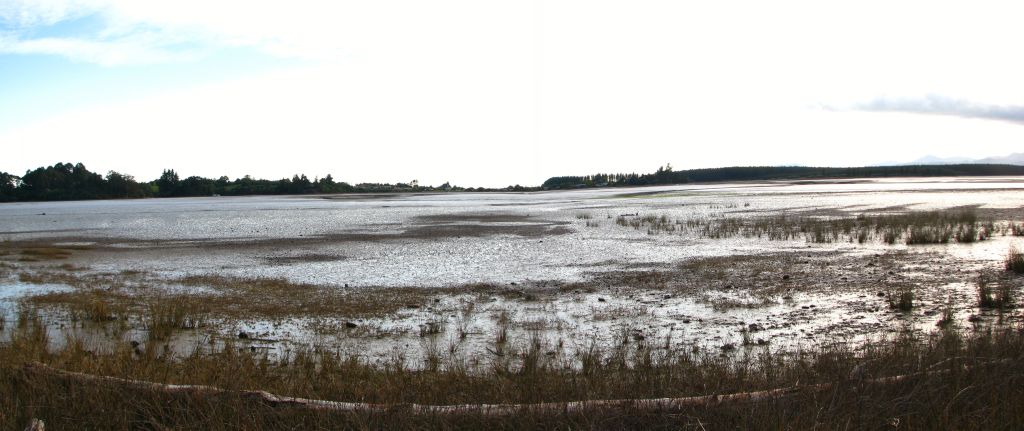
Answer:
[[3, 162, 1024, 203]]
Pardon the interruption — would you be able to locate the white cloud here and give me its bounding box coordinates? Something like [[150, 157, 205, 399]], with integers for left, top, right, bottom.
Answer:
[[0, 1, 533, 64], [5, 63, 1024, 186], [0, 0, 101, 28], [0, 63, 541, 186], [0, 33, 202, 66], [845, 95, 1024, 125], [4, 1, 1024, 184]]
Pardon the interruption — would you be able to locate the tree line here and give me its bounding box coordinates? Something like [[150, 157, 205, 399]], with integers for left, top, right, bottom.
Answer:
[[541, 164, 1024, 189], [4, 162, 1022, 202], [0, 162, 534, 202]]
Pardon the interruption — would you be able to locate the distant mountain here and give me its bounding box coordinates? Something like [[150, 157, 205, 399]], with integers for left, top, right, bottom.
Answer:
[[897, 153, 1024, 166], [977, 152, 1024, 165]]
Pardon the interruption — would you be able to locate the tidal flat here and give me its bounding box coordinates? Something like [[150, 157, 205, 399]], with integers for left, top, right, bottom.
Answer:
[[2, 177, 1023, 428]]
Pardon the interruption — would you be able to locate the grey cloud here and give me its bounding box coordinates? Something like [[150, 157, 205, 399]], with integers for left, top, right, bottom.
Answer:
[[854, 94, 1024, 125]]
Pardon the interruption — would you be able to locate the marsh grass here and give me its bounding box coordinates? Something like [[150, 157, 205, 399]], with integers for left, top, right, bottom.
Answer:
[[146, 300, 207, 341], [888, 287, 915, 311], [622, 209, 995, 245], [936, 297, 956, 328], [708, 294, 777, 311], [6, 246, 1024, 427], [18, 247, 73, 261], [978, 276, 1014, 309], [418, 319, 444, 338], [21, 272, 460, 322], [494, 309, 511, 346], [82, 295, 121, 323], [3, 304, 1023, 429], [1006, 246, 1024, 274]]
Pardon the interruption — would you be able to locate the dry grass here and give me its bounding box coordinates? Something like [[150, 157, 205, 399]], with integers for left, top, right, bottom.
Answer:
[[618, 209, 1001, 245], [20, 271, 449, 322], [1007, 246, 1024, 274], [2, 305, 1023, 429], [176, 274, 437, 319], [17, 247, 73, 262], [888, 286, 915, 312], [978, 276, 1015, 310], [3, 240, 1024, 427], [0, 242, 95, 263]]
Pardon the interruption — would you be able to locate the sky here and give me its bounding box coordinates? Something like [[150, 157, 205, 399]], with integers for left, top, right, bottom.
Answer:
[[2, 1, 1024, 187]]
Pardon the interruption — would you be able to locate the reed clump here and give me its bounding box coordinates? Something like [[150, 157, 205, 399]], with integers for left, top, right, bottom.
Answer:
[[978, 276, 1014, 309], [146, 299, 207, 341], [1005, 245, 1024, 274], [621, 209, 998, 246], [887, 287, 915, 311]]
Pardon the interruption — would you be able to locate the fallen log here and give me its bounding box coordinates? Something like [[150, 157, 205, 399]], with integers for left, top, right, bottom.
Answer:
[[20, 360, 1004, 416]]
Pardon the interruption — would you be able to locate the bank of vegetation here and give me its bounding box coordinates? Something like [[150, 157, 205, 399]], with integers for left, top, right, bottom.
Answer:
[[3, 162, 1024, 202], [609, 209, 1021, 245], [3, 231, 1024, 428], [0, 162, 533, 202], [542, 163, 1024, 189], [2, 305, 1022, 429]]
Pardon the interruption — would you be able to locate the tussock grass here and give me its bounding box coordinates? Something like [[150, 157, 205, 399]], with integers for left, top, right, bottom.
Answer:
[[978, 276, 1014, 309], [936, 299, 956, 328], [31, 291, 130, 324], [146, 299, 206, 341], [888, 287, 915, 311], [1007, 246, 1024, 274]]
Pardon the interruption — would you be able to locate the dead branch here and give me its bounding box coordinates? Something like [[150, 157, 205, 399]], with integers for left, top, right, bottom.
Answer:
[[20, 360, 1010, 416]]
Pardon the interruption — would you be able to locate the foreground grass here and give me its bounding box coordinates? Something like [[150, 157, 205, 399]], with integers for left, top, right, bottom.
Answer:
[[3, 231, 1024, 428], [2, 304, 1023, 429]]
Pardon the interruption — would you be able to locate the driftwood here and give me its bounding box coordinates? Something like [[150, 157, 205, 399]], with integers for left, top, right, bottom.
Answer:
[[20, 360, 999, 416]]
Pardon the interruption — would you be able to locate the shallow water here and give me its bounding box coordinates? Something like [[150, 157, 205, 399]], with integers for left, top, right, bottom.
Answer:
[[2, 177, 1023, 362], [2, 177, 1023, 287]]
